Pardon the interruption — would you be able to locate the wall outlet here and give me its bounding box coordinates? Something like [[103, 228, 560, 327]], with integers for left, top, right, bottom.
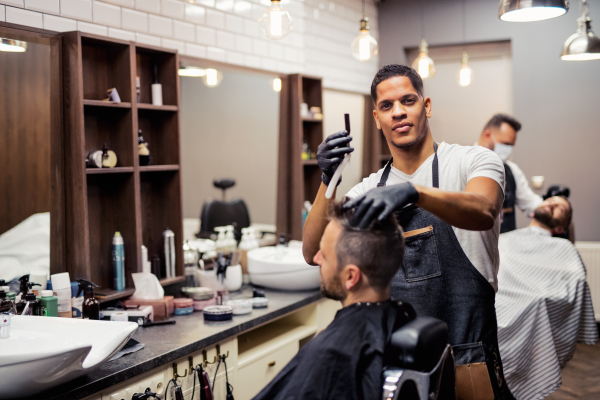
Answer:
[[107, 390, 127, 400]]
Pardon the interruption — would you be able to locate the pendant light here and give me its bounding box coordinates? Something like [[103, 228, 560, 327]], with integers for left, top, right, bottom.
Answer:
[[411, 2, 435, 79], [202, 68, 223, 88], [458, 0, 472, 86], [498, 0, 569, 22], [178, 66, 205, 77], [561, 0, 600, 60], [259, 0, 292, 40], [351, 0, 378, 61], [0, 38, 27, 52]]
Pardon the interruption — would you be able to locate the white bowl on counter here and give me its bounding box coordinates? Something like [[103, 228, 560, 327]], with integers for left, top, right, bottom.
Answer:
[[0, 316, 137, 399], [247, 246, 321, 291]]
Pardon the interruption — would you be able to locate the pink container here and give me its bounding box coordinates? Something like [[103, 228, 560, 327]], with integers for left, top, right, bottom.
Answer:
[[193, 298, 216, 311]]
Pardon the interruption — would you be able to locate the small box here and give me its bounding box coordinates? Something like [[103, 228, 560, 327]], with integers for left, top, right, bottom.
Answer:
[[99, 305, 154, 325], [123, 296, 174, 321]]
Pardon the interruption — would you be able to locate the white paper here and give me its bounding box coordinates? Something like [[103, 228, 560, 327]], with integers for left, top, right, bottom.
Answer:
[[130, 272, 164, 300]]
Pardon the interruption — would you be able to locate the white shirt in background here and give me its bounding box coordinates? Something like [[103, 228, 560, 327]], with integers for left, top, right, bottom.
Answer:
[[346, 142, 505, 291], [505, 160, 543, 216]]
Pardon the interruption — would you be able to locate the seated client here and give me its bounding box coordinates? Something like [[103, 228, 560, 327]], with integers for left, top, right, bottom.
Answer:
[[253, 203, 416, 400], [496, 196, 598, 400]]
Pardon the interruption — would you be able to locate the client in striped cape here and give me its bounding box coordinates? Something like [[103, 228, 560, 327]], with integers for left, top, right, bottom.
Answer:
[[495, 196, 598, 400]]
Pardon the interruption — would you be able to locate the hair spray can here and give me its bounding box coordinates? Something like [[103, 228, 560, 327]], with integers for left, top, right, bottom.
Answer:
[[163, 228, 176, 279], [112, 232, 125, 290]]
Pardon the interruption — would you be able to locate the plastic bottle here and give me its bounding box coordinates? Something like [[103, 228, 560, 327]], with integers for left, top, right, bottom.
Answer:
[[224, 225, 237, 252], [76, 279, 100, 320], [51, 272, 73, 318], [0, 290, 16, 315], [112, 231, 126, 290], [19, 292, 43, 316], [214, 226, 228, 252], [39, 290, 58, 317], [1, 286, 14, 301]]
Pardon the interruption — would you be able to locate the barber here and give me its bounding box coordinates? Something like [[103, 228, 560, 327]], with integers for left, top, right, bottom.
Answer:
[[303, 65, 513, 400], [477, 114, 542, 233]]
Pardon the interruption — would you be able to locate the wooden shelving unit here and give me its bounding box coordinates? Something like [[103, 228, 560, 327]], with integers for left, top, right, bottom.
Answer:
[[276, 74, 324, 240], [62, 31, 183, 301], [361, 94, 391, 176]]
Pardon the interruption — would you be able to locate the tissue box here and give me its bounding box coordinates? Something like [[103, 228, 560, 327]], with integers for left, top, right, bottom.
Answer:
[[123, 296, 174, 321]]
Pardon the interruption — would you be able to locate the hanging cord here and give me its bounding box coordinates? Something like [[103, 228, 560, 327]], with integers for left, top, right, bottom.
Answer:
[[462, 0, 466, 47], [211, 355, 222, 394], [223, 356, 234, 400], [420, 0, 425, 38], [191, 365, 197, 400], [164, 379, 177, 400]]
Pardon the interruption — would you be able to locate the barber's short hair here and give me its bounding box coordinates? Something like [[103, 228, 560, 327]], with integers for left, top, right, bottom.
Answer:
[[371, 64, 424, 103], [329, 202, 404, 291], [483, 114, 522, 133]]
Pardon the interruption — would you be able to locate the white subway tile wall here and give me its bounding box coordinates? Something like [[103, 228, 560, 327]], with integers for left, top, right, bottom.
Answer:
[[1, 0, 378, 93]]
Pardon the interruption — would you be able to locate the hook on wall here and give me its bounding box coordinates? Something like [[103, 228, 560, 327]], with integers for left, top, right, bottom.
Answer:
[[216, 344, 229, 359], [172, 362, 187, 381], [203, 349, 217, 367]]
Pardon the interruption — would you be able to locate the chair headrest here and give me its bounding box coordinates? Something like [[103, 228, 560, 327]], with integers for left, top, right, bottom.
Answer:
[[543, 184, 570, 200], [213, 178, 236, 190], [388, 317, 448, 372]]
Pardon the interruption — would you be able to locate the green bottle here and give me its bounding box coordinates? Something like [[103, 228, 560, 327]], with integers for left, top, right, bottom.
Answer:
[[39, 290, 58, 317]]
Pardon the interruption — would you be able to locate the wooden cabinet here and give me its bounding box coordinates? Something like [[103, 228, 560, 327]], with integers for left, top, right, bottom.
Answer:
[[60, 31, 184, 301], [276, 74, 324, 240]]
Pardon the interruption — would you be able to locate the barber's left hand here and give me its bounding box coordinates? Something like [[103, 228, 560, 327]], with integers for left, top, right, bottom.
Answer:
[[343, 182, 419, 228]]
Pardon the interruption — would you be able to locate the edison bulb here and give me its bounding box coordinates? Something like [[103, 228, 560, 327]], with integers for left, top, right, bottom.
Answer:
[[411, 39, 435, 79], [259, 1, 293, 40], [202, 68, 223, 88], [273, 78, 282, 92], [458, 51, 473, 87], [351, 30, 378, 61]]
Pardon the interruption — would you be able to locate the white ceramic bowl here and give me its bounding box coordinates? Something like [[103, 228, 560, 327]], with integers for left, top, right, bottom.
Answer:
[[247, 246, 320, 291]]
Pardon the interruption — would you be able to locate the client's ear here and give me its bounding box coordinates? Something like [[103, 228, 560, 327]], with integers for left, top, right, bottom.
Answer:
[[342, 264, 362, 291]]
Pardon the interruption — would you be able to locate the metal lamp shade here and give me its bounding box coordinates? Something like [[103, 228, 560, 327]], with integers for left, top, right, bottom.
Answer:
[[498, 0, 569, 22], [561, 29, 600, 60]]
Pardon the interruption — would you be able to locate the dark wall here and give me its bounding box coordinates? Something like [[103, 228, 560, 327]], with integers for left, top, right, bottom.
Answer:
[[378, 0, 600, 241], [0, 41, 51, 234]]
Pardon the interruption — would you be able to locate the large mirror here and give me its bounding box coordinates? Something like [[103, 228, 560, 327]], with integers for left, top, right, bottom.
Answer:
[[0, 23, 63, 286]]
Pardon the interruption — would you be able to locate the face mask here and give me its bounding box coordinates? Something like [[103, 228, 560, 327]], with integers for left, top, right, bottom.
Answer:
[[493, 142, 513, 161]]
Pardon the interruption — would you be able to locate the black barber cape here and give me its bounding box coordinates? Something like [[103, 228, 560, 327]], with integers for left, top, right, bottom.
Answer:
[[252, 300, 415, 400]]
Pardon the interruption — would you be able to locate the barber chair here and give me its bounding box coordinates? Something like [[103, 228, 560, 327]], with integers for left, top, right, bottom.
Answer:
[[196, 178, 251, 241], [382, 317, 455, 400]]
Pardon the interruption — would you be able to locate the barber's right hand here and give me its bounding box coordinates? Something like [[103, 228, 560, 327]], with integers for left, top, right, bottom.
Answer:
[[317, 130, 354, 186]]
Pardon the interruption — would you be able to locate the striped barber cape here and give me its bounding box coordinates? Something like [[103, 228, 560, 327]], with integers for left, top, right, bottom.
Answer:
[[496, 226, 598, 400]]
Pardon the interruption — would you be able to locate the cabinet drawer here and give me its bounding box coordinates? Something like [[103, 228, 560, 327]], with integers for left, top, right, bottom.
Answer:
[[236, 341, 299, 400]]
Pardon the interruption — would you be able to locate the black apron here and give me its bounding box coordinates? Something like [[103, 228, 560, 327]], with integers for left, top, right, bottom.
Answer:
[[500, 163, 516, 233], [377, 143, 513, 400]]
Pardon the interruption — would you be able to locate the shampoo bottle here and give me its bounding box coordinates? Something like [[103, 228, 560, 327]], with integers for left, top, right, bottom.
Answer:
[[112, 232, 126, 290], [39, 290, 58, 317], [151, 63, 163, 106], [51, 272, 72, 318], [76, 279, 100, 320]]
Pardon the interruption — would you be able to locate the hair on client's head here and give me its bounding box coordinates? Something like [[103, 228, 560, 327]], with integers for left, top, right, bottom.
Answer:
[[329, 202, 405, 291]]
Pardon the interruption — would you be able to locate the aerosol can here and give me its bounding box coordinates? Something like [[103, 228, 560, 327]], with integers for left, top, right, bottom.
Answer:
[[163, 228, 176, 279]]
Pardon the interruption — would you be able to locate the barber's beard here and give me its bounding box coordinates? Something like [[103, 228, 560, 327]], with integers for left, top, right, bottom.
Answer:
[[391, 118, 429, 149], [320, 275, 346, 302], [533, 207, 560, 229]]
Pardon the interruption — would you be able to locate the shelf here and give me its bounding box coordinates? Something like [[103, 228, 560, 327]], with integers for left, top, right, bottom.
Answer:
[[86, 167, 134, 174], [138, 109, 179, 165], [302, 117, 323, 122], [135, 46, 178, 106], [139, 165, 180, 172], [137, 103, 178, 111], [84, 106, 133, 167], [302, 159, 319, 166], [83, 99, 132, 108]]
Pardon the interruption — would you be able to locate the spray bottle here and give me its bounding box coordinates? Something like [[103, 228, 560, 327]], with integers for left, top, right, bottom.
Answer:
[[17, 274, 29, 302], [76, 279, 100, 320], [16, 282, 40, 314], [0, 290, 17, 315]]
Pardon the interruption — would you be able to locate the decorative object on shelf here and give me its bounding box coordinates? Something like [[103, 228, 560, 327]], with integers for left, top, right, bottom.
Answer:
[[351, 0, 378, 61], [300, 102, 309, 118], [459, 51, 473, 87], [0, 37, 27, 52], [112, 231, 126, 290], [103, 87, 121, 103], [412, 2, 435, 79], [164, 228, 176, 279], [101, 143, 118, 168], [301, 140, 311, 160], [310, 106, 323, 120], [561, 0, 600, 60], [273, 78, 282, 92], [138, 129, 152, 166], [498, 0, 569, 22], [86, 149, 103, 168], [151, 63, 163, 106], [202, 68, 223, 88], [260, 0, 293, 40]]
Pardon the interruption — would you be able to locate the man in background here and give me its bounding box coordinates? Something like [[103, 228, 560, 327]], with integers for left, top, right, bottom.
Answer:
[[253, 203, 415, 400], [477, 114, 542, 232]]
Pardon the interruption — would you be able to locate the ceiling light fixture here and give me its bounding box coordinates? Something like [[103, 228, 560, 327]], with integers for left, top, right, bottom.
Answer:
[[202, 68, 223, 88], [561, 0, 600, 60], [411, 2, 435, 79], [351, 0, 378, 61], [0, 38, 27, 52], [259, 0, 293, 40], [178, 66, 206, 77], [273, 78, 282, 92], [458, 0, 472, 86], [498, 0, 569, 22]]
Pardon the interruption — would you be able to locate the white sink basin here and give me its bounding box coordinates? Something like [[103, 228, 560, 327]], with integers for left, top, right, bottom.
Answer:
[[247, 246, 321, 291], [0, 316, 137, 399]]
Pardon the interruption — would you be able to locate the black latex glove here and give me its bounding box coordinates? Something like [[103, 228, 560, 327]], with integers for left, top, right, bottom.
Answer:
[[317, 130, 354, 186], [343, 182, 419, 229]]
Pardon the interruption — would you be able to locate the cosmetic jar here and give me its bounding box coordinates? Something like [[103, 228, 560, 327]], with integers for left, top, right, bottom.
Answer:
[[250, 297, 269, 309], [203, 305, 233, 321], [173, 298, 194, 309], [174, 306, 194, 315], [193, 298, 216, 311], [110, 312, 128, 321], [182, 287, 215, 301], [226, 299, 252, 315]]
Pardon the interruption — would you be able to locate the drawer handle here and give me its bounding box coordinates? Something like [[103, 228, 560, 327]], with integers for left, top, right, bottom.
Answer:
[[268, 361, 276, 367]]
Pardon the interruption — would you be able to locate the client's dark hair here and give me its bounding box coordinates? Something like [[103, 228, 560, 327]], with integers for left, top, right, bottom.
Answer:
[[483, 114, 522, 133], [371, 64, 424, 103], [559, 195, 573, 228], [329, 202, 404, 291]]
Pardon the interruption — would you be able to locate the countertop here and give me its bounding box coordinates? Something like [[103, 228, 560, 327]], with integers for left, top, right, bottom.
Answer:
[[28, 287, 322, 400]]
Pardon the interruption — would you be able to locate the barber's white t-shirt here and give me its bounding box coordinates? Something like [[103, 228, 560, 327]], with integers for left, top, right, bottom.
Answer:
[[346, 142, 505, 292]]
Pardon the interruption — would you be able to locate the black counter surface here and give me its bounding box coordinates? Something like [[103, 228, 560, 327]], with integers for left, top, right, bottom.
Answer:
[[27, 287, 322, 400]]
